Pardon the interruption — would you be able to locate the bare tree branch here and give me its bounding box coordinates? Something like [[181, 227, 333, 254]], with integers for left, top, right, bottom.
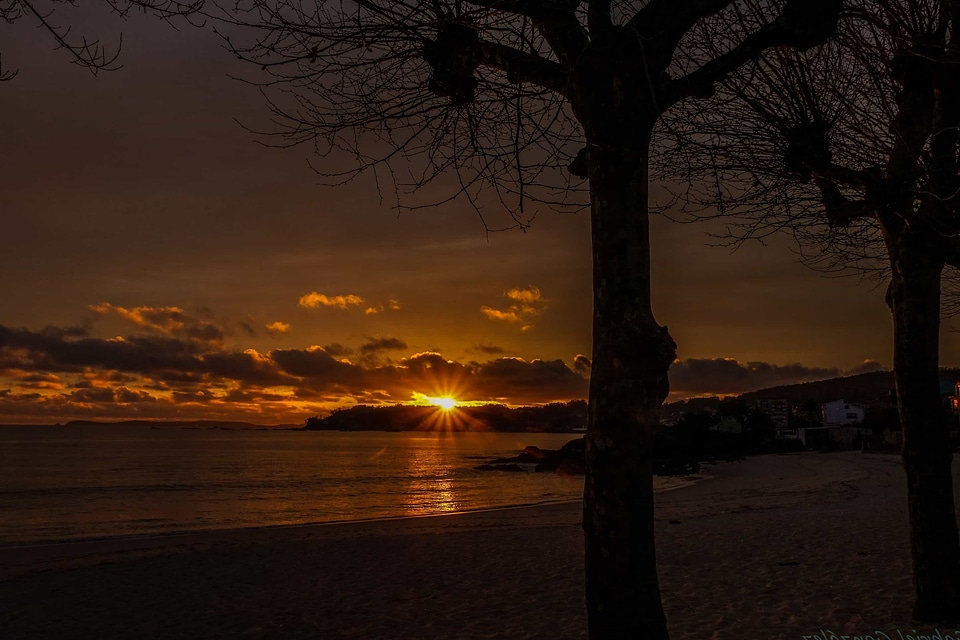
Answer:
[[0, 0, 207, 80]]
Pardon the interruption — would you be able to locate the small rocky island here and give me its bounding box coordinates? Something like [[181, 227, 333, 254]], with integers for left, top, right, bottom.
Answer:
[[475, 437, 704, 476], [476, 437, 588, 474]]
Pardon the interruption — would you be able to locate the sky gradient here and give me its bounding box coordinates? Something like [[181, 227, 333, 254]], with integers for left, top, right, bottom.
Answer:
[[1, 8, 952, 424]]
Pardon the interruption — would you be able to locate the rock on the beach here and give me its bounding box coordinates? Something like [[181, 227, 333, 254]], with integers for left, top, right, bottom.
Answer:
[[477, 438, 586, 475], [474, 463, 529, 472]]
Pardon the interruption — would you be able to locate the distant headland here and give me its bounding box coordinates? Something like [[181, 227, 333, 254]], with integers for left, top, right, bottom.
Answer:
[[59, 420, 301, 430]]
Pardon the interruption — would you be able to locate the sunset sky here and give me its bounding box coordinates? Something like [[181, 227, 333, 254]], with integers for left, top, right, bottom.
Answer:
[[1, 7, 952, 424]]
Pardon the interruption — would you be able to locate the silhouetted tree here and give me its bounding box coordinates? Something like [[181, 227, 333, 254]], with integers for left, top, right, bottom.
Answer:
[[663, 0, 960, 621], [716, 396, 749, 421], [862, 405, 903, 435], [743, 409, 774, 444], [218, 2, 840, 636], [675, 409, 713, 440]]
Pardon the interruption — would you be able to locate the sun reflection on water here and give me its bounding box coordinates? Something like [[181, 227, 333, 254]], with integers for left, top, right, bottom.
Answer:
[[404, 438, 461, 515]]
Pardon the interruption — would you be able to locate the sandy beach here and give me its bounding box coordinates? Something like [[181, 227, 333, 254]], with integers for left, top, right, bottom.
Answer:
[[0, 451, 951, 639]]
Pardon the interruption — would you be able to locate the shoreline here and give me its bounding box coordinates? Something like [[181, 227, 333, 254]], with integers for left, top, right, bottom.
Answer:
[[3, 452, 936, 640], [0, 497, 585, 552], [0, 468, 708, 551], [0, 470, 712, 583]]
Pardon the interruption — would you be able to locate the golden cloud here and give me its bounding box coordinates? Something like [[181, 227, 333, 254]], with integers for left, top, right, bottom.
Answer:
[[89, 302, 225, 343], [480, 306, 521, 323], [505, 287, 542, 304], [265, 321, 291, 334], [89, 302, 187, 333], [363, 299, 402, 315], [298, 293, 364, 310], [481, 286, 546, 330]]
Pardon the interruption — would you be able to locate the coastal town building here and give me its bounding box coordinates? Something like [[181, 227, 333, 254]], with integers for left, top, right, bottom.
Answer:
[[757, 399, 791, 439], [794, 399, 870, 448], [822, 399, 865, 426], [947, 380, 960, 415]]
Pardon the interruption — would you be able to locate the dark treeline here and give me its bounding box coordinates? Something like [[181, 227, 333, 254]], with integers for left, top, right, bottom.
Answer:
[[303, 400, 588, 433]]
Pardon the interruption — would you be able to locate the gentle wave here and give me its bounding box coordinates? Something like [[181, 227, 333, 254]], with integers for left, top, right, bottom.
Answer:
[[0, 426, 585, 544]]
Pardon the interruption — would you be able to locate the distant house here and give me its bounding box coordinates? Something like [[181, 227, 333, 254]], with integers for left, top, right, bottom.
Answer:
[[757, 399, 789, 428], [757, 399, 793, 438], [823, 399, 865, 426], [714, 417, 742, 434], [947, 380, 960, 416], [795, 400, 870, 449]]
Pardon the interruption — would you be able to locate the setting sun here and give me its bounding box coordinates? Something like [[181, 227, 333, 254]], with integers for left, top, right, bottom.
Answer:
[[429, 396, 458, 411], [410, 392, 462, 411]]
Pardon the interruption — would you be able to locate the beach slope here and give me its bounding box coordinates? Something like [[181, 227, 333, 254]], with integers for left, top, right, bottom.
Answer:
[[0, 452, 943, 639]]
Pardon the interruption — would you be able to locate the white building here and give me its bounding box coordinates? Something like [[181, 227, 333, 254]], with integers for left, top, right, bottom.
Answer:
[[822, 399, 865, 426], [795, 399, 870, 448]]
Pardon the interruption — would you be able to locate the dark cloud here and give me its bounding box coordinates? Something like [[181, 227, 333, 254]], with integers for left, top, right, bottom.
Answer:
[[573, 354, 591, 374], [17, 371, 63, 390], [222, 388, 294, 403], [155, 371, 205, 384], [469, 357, 588, 402], [355, 336, 410, 367], [89, 303, 226, 345], [200, 352, 287, 386], [236, 321, 258, 336], [19, 373, 61, 383], [358, 336, 408, 355], [271, 347, 357, 380], [187, 323, 225, 343], [353, 390, 395, 403], [17, 381, 64, 391], [0, 324, 88, 350], [321, 343, 353, 357], [0, 325, 204, 374], [472, 343, 508, 355], [68, 386, 156, 404], [79, 371, 140, 384], [0, 325, 285, 387], [669, 358, 843, 396]]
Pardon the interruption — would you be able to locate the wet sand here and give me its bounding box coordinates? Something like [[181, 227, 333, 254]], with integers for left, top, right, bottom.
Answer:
[[0, 452, 949, 639]]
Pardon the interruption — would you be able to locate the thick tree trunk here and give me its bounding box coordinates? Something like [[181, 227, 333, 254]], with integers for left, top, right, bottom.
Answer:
[[887, 234, 960, 622], [583, 139, 675, 640]]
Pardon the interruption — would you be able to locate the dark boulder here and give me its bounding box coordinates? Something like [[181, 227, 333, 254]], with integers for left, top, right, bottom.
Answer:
[[474, 463, 528, 472]]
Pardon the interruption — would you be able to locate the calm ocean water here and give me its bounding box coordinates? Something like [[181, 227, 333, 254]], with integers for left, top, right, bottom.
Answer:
[[0, 426, 587, 545]]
